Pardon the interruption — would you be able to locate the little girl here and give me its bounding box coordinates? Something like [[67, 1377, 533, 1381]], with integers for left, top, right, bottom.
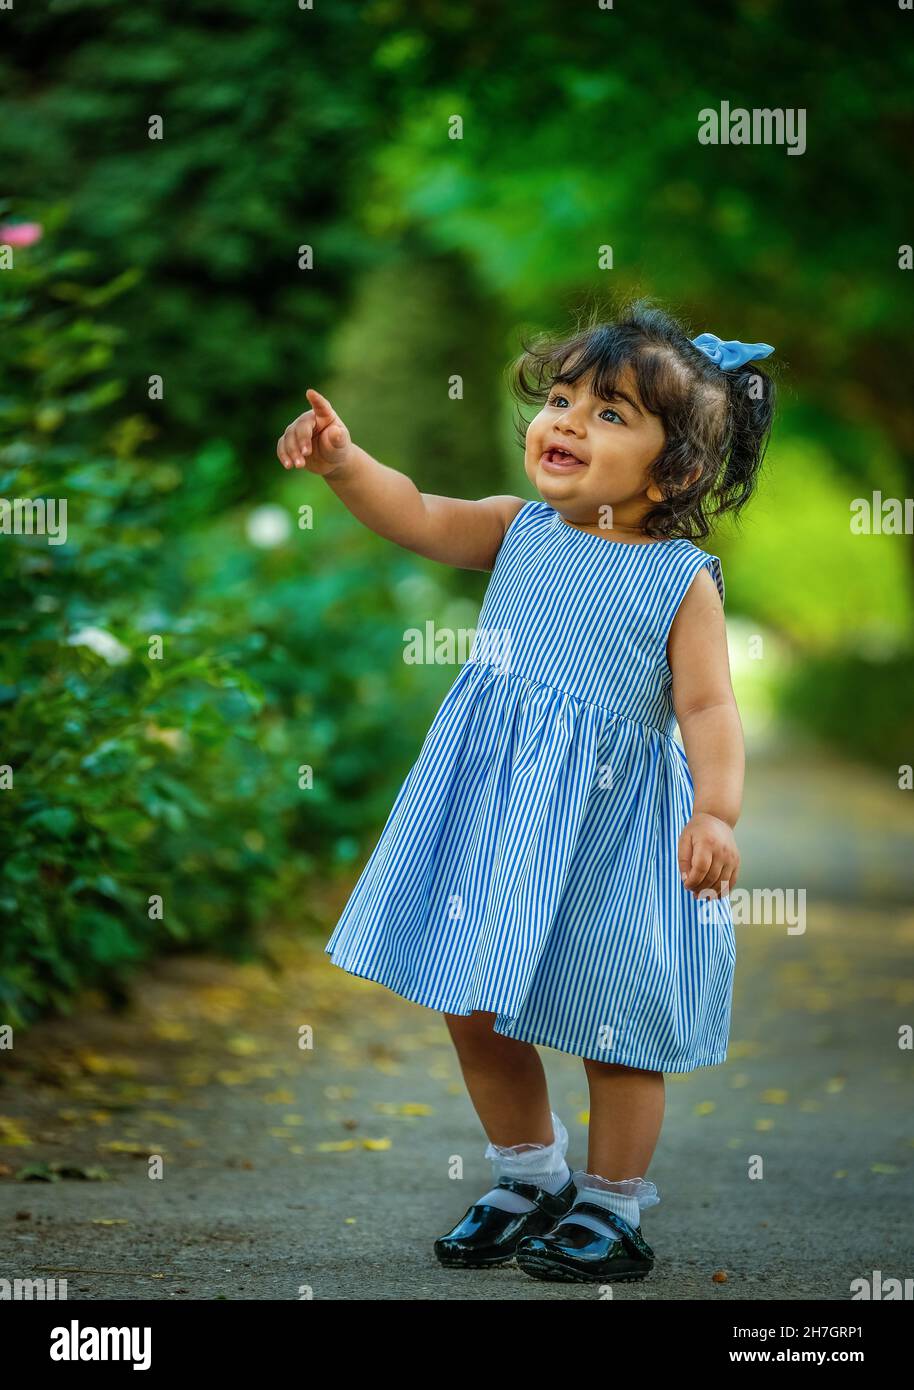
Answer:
[[277, 299, 776, 1284]]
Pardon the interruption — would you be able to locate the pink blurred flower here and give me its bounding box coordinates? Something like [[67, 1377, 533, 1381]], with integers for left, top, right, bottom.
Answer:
[[0, 221, 43, 247]]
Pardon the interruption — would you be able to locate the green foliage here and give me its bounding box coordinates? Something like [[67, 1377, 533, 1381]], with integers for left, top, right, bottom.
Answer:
[[774, 650, 914, 770], [0, 0, 401, 474], [329, 249, 512, 499], [5, 0, 908, 489], [714, 425, 913, 649], [0, 227, 451, 1026]]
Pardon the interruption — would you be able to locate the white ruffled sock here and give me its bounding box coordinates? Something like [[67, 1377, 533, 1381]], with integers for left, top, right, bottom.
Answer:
[[564, 1170, 661, 1238], [479, 1111, 571, 1214]]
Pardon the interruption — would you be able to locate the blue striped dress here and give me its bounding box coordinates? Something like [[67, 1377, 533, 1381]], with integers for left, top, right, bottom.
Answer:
[[325, 499, 736, 1072]]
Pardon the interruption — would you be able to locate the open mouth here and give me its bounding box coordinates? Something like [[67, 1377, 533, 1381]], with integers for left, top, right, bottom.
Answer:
[[542, 446, 587, 470]]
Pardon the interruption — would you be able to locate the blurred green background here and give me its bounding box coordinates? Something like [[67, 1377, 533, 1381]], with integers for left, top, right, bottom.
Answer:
[[2, 0, 913, 1024]]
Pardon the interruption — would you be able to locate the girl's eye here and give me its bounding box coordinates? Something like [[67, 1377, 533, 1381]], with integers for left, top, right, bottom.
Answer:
[[546, 394, 624, 425]]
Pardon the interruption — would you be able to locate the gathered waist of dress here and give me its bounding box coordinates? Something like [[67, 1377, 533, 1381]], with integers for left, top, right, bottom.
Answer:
[[463, 658, 678, 741]]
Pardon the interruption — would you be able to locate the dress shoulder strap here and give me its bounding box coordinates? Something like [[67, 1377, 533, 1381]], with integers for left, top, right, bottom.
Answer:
[[688, 546, 725, 605], [657, 543, 726, 643], [491, 497, 553, 565]]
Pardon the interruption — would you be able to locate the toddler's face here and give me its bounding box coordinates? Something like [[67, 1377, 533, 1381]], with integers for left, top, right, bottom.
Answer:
[[523, 364, 666, 529]]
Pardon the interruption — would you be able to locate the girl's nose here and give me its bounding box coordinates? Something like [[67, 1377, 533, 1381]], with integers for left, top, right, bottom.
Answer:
[[557, 401, 587, 428]]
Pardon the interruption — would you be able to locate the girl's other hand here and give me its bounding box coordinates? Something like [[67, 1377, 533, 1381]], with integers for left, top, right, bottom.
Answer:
[[678, 812, 740, 898], [276, 388, 352, 475]]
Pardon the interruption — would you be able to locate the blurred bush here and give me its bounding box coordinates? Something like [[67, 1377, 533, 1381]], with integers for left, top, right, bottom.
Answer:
[[0, 218, 451, 1026], [714, 429, 914, 760], [329, 248, 512, 500], [774, 650, 914, 770]]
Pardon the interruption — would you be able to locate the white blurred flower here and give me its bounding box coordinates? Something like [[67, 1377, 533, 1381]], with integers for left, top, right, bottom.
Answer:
[[246, 504, 292, 548], [67, 626, 131, 665]]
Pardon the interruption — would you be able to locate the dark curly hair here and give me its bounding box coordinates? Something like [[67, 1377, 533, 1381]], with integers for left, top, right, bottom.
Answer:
[[508, 296, 777, 540]]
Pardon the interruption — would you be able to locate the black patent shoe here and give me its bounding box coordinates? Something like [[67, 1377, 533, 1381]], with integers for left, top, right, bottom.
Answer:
[[515, 1201, 655, 1283], [434, 1174, 577, 1269]]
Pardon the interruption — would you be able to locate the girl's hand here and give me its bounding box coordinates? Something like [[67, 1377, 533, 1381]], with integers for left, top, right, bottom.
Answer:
[[276, 388, 352, 476], [678, 812, 740, 898]]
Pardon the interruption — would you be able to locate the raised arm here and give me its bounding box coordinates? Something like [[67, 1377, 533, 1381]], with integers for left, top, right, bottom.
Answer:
[[668, 565, 744, 898], [277, 388, 525, 572]]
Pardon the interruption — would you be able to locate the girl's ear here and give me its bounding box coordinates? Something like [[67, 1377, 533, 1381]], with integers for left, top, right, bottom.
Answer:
[[652, 466, 701, 503]]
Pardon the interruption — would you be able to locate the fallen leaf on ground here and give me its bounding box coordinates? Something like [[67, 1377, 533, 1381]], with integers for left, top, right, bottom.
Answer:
[[14, 1163, 59, 1182], [75, 1051, 138, 1078], [0, 1118, 31, 1146], [759, 1089, 788, 1104], [152, 1021, 194, 1042], [373, 1102, 433, 1116], [98, 1140, 164, 1157]]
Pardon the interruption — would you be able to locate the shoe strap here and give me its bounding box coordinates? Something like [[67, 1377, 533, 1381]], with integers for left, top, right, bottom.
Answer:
[[494, 1176, 571, 1218], [562, 1201, 655, 1260]]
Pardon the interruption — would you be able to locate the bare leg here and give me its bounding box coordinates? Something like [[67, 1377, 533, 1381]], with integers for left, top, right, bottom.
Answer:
[[582, 1058, 665, 1177], [443, 1010, 554, 1146]]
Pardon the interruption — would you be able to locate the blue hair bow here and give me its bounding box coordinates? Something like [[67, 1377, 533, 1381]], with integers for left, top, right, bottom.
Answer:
[[691, 332, 775, 371]]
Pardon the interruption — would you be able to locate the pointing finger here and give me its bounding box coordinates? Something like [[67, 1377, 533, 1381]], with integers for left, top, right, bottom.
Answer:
[[306, 388, 336, 427]]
